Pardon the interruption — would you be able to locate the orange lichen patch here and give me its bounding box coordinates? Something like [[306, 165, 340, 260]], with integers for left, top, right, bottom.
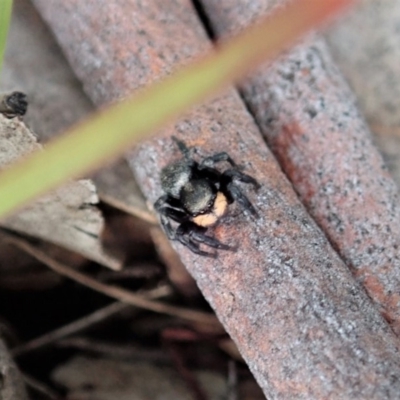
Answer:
[[192, 192, 228, 227], [362, 274, 387, 304], [274, 122, 317, 200], [356, 267, 400, 332]]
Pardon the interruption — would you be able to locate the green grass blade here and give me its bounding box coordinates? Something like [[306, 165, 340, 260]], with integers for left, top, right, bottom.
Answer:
[[0, 0, 354, 219], [0, 0, 12, 73]]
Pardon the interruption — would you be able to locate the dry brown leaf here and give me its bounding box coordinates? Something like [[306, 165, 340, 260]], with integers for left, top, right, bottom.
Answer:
[[1, 0, 154, 223], [0, 115, 122, 269], [93, 159, 156, 223], [52, 356, 226, 400]]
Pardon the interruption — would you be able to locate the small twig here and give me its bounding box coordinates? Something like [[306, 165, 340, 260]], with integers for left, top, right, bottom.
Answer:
[[97, 262, 162, 281], [13, 302, 123, 357], [227, 360, 238, 400], [6, 235, 219, 326], [57, 337, 171, 364], [99, 192, 157, 224], [166, 342, 208, 400], [13, 285, 168, 356], [22, 373, 61, 400]]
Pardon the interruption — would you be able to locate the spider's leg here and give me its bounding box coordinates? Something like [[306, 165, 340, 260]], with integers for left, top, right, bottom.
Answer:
[[154, 195, 185, 218], [220, 168, 259, 217], [176, 223, 216, 257], [225, 181, 259, 218], [222, 168, 260, 190], [159, 214, 176, 239], [177, 222, 233, 255], [154, 195, 187, 239], [172, 136, 192, 160], [188, 225, 232, 251], [199, 152, 236, 169]]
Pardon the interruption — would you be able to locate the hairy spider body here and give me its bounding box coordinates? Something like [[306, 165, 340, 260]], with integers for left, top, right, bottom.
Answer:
[[154, 137, 259, 256], [0, 92, 28, 118]]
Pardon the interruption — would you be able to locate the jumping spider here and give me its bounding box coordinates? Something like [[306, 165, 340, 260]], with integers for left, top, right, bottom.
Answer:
[[154, 137, 259, 256], [0, 92, 28, 118]]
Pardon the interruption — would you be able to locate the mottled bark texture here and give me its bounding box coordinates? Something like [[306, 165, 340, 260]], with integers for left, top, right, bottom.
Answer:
[[325, 0, 400, 187], [199, 0, 400, 336], [31, 0, 400, 398]]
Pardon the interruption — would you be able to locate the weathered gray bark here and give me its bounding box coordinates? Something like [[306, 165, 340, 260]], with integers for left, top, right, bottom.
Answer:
[[30, 0, 400, 398]]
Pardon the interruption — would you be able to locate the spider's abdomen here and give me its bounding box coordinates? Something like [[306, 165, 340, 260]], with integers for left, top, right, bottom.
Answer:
[[160, 161, 192, 198], [193, 192, 228, 227], [181, 179, 216, 215]]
